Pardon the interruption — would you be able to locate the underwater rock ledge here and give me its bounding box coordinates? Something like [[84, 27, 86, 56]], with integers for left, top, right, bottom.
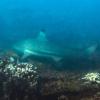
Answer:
[[0, 55, 100, 100]]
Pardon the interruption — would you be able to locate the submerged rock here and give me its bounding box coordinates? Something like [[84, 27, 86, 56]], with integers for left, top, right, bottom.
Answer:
[[0, 55, 39, 100], [0, 54, 100, 100]]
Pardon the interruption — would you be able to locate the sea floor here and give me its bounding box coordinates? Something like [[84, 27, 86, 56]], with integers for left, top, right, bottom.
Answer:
[[0, 51, 100, 100]]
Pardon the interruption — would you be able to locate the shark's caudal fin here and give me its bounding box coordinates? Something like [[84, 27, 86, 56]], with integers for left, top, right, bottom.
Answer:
[[51, 56, 63, 67], [51, 56, 62, 62], [50, 56, 63, 67], [86, 44, 97, 56], [36, 30, 48, 42]]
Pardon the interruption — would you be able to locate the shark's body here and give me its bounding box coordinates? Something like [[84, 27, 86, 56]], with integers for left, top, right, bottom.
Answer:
[[13, 31, 98, 62]]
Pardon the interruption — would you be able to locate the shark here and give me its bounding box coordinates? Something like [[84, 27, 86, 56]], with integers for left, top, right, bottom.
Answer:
[[13, 30, 98, 62]]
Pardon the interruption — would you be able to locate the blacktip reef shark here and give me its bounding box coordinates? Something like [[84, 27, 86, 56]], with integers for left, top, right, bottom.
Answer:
[[13, 30, 98, 62]]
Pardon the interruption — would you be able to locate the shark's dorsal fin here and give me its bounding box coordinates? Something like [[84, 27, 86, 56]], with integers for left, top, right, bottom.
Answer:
[[36, 31, 48, 41]]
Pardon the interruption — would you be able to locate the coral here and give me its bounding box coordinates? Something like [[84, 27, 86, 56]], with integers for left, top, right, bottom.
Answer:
[[0, 56, 39, 100], [1, 54, 100, 100], [82, 72, 100, 83], [58, 95, 69, 100], [80, 97, 94, 100]]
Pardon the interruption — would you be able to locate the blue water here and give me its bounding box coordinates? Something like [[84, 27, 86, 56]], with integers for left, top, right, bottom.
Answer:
[[0, 0, 100, 67], [0, 1, 100, 99]]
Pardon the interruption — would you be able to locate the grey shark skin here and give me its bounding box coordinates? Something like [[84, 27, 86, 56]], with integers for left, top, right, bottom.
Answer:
[[13, 31, 97, 62], [13, 31, 69, 62]]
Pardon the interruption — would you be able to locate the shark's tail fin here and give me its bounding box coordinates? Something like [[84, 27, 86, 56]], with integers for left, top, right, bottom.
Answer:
[[85, 44, 97, 56], [50, 56, 64, 67]]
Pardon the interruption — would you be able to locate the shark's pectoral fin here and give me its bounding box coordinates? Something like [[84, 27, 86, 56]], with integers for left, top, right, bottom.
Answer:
[[21, 49, 33, 59], [51, 56, 62, 62]]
